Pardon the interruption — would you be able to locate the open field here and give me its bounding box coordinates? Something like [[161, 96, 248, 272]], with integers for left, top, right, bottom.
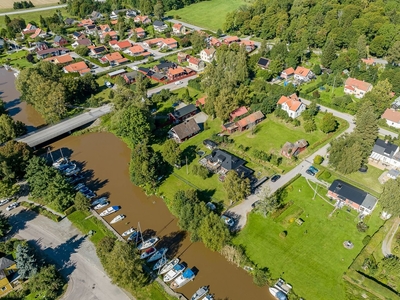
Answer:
[[234, 177, 383, 300], [166, 0, 246, 31], [0, 0, 59, 10]]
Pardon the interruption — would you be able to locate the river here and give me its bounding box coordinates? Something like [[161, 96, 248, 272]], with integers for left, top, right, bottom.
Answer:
[[0, 67, 45, 131], [49, 132, 273, 300]]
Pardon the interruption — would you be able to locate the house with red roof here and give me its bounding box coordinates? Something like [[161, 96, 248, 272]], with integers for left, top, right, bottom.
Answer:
[[209, 37, 221, 47], [133, 27, 146, 39], [79, 19, 94, 26], [113, 40, 132, 51], [224, 36, 240, 45], [277, 94, 306, 118], [63, 61, 91, 75], [30, 28, 44, 39], [196, 96, 207, 107], [188, 56, 205, 71], [100, 52, 129, 66], [344, 77, 372, 99], [100, 31, 118, 42], [236, 111, 264, 131], [134, 15, 151, 24], [382, 108, 400, 129], [200, 48, 216, 63], [172, 23, 185, 35], [126, 44, 151, 57], [239, 40, 256, 52], [143, 38, 163, 48], [361, 58, 375, 66], [230, 106, 248, 122], [160, 38, 178, 50], [294, 66, 314, 82], [44, 54, 74, 65], [167, 66, 195, 81], [281, 67, 295, 79], [22, 23, 37, 35]]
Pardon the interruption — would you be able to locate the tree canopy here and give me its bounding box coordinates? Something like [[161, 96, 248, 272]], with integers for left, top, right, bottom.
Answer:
[[380, 177, 400, 216], [223, 171, 251, 203]]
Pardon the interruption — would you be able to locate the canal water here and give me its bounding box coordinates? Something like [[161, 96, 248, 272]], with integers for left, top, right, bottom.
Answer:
[[0, 67, 45, 132], [49, 133, 273, 300]]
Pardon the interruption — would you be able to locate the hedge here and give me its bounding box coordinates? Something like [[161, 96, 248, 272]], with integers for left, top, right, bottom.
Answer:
[[20, 201, 63, 222], [64, 205, 76, 216]]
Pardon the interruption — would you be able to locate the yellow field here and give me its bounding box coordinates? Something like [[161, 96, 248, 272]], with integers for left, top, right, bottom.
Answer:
[[0, 0, 60, 9]]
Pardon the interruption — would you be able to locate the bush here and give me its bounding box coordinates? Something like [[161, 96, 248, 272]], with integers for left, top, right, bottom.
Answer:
[[320, 170, 331, 181], [314, 155, 324, 165], [362, 235, 371, 246], [252, 268, 270, 287], [357, 222, 369, 233], [312, 90, 320, 98], [279, 230, 287, 238]]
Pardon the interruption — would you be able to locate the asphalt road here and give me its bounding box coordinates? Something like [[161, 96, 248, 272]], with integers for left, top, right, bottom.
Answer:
[[3, 205, 132, 300], [0, 4, 67, 16], [147, 75, 196, 97]]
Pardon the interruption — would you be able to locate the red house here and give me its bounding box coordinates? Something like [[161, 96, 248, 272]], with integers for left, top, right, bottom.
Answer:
[[229, 106, 248, 122], [54, 35, 68, 47]]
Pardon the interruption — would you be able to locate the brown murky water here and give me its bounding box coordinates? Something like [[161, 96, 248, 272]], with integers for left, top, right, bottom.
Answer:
[[49, 132, 273, 300], [0, 67, 45, 132]]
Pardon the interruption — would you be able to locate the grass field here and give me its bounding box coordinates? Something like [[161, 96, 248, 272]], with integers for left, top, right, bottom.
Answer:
[[166, 0, 246, 31], [234, 177, 383, 300], [0, 0, 59, 9]]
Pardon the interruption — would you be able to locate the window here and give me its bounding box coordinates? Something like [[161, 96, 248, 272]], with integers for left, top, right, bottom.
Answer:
[[1, 286, 7, 291]]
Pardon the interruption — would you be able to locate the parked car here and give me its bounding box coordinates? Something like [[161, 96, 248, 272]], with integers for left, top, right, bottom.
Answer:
[[271, 175, 281, 182], [6, 202, 19, 211], [308, 166, 319, 174], [174, 80, 183, 85], [0, 197, 12, 206], [305, 170, 315, 176], [105, 81, 113, 88], [221, 215, 234, 227]]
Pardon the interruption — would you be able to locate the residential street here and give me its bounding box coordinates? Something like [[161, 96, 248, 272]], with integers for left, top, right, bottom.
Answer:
[[2, 206, 132, 300]]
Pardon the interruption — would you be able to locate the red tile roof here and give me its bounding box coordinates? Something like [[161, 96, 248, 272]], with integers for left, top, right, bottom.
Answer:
[[188, 56, 201, 65], [163, 38, 177, 45], [236, 111, 264, 128], [282, 67, 295, 75], [128, 44, 145, 54], [382, 108, 400, 123], [224, 36, 240, 44], [116, 40, 132, 49], [196, 97, 207, 106], [344, 77, 372, 92], [64, 61, 89, 73], [361, 58, 374, 65], [294, 66, 311, 77], [173, 23, 183, 30], [168, 66, 185, 76], [277, 94, 303, 111], [230, 106, 248, 119]]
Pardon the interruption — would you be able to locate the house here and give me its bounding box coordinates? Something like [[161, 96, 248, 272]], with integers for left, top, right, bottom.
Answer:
[[44, 53, 74, 65], [257, 57, 270, 69], [294, 66, 314, 82], [361, 58, 375, 66], [209, 37, 221, 47], [172, 23, 185, 35], [188, 57, 205, 71], [126, 10, 137, 18], [203, 139, 217, 150], [344, 77, 373, 99], [98, 24, 111, 33], [224, 36, 240, 45], [64, 18, 75, 25], [113, 40, 131, 51], [153, 20, 168, 32], [177, 52, 189, 63], [35, 41, 48, 51], [63, 61, 91, 75], [23, 23, 37, 34], [277, 94, 306, 118], [110, 10, 124, 20], [72, 31, 85, 40], [100, 52, 129, 66], [126, 45, 150, 57], [167, 67, 195, 81], [88, 45, 107, 58], [387, 169, 400, 180], [30, 28, 44, 39], [196, 97, 206, 107], [327, 180, 377, 215], [71, 38, 92, 48], [133, 27, 146, 39], [84, 24, 98, 35], [138, 67, 167, 82], [79, 19, 94, 26], [381, 108, 400, 129], [169, 119, 201, 143], [281, 67, 295, 79], [370, 139, 400, 169], [169, 104, 198, 123], [0, 256, 20, 297], [200, 48, 216, 63], [123, 71, 142, 84], [281, 139, 308, 158], [236, 111, 265, 132], [160, 38, 178, 50], [134, 15, 151, 24], [53, 35, 68, 47], [154, 62, 176, 73], [240, 40, 255, 52], [230, 106, 248, 122], [36, 47, 70, 59], [143, 38, 163, 48], [107, 69, 127, 78], [90, 11, 103, 21], [0, 39, 4, 49], [100, 31, 118, 42]]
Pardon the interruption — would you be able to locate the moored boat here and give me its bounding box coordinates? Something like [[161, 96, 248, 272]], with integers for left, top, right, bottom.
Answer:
[[191, 286, 209, 300], [153, 256, 168, 271], [52, 157, 69, 169], [147, 247, 167, 262], [137, 237, 159, 251], [100, 206, 120, 217], [110, 214, 125, 224], [170, 268, 195, 289], [269, 288, 288, 300], [127, 231, 141, 242], [159, 258, 180, 275], [140, 247, 156, 259], [201, 295, 214, 300], [122, 227, 136, 237], [94, 201, 109, 210], [91, 197, 108, 206], [163, 263, 185, 282]]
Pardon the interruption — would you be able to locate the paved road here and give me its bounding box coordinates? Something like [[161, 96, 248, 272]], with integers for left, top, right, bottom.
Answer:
[[3, 205, 131, 300], [147, 75, 196, 97], [382, 217, 400, 257], [0, 4, 67, 16], [167, 18, 208, 32]]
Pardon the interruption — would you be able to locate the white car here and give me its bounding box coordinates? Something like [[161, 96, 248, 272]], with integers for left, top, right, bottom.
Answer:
[[174, 81, 183, 85], [6, 202, 19, 211], [0, 198, 11, 206], [221, 215, 235, 227]]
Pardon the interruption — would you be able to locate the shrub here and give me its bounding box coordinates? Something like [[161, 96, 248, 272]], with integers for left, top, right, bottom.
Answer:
[[252, 268, 271, 287], [320, 171, 331, 181], [279, 231, 287, 238], [312, 90, 320, 98], [314, 155, 324, 165], [357, 222, 369, 232], [362, 235, 371, 246]]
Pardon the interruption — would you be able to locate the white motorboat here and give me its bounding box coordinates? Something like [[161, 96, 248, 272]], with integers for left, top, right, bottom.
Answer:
[[137, 237, 159, 251], [94, 201, 109, 210], [127, 231, 141, 242], [91, 197, 108, 206], [269, 288, 288, 300], [52, 157, 69, 169], [147, 248, 167, 263], [159, 258, 180, 275], [100, 206, 120, 217], [170, 268, 195, 289], [191, 286, 209, 300], [110, 214, 125, 224], [201, 295, 214, 300], [122, 227, 136, 237], [153, 256, 168, 271], [140, 247, 156, 259], [163, 263, 186, 282]]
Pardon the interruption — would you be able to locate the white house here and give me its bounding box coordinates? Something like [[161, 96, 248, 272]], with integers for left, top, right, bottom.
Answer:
[[172, 23, 185, 35], [200, 48, 216, 63], [381, 108, 400, 129], [277, 94, 306, 118], [187, 57, 205, 71], [293, 66, 314, 82], [153, 20, 168, 32], [344, 77, 372, 99], [370, 139, 400, 169]]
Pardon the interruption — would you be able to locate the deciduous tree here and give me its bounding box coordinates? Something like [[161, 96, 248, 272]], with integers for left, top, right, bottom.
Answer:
[[380, 177, 400, 216], [223, 171, 250, 203], [162, 139, 181, 167], [198, 213, 231, 251], [0, 212, 10, 237], [28, 265, 63, 299], [320, 113, 337, 133]]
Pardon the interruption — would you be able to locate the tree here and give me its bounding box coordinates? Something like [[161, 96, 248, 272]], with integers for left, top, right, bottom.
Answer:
[[190, 31, 206, 53], [303, 119, 316, 132], [253, 268, 271, 287], [4, 15, 11, 26], [329, 134, 364, 174], [0, 180, 20, 199], [198, 213, 231, 251], [153, 0, 164, 20], [321, 39, 336, 68], [312, 64, 322, 75], [369, 35, 387, 57], [15, 244, 37, 279], [320, 113, 337, 133], [380, 177, 400, 216], [356, 35, 367, 59], [28, 265, 63, 299], [354, 101, 378, 150], [0, 114, 22, 143], [103, 34, 111, 43], [0, 141, 32, 182], [363, 79, 393, 115], [75, 45, 89, 56], [223, 171, 250, 203], [192, 165, 209, 179], [74, 192, 90, 211], [0, 212, 10, 237], [254, 187, 280, 217], [387, 41, 400, 65], [162, 139, 181, 167], [314, 155, 324, 165]]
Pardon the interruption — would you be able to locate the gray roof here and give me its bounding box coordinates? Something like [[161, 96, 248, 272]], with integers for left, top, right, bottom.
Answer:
[[153, 20, 165, 27], [54, 35, 64, 42], [388, 169, 400, 178], [155, 61, 176, 70], [373, 139, 398, 158], [124, 71, 139, 80], [0, 257, 15, 270], [173, 104, 197, 118], [208, 149, 246, 171], [171, 119, 200, 140], [0, 38, 5, 48], [328, 179, 376, 209], [362, 194, 377, 211]]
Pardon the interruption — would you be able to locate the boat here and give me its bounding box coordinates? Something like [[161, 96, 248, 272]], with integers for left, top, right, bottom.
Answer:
[[170, 268, 195, 289], [153, 255, 168, 271], [65, 167, 80, 176], [91, 197, 108, 206], [163, 264, 186, 282], [191, 286, 209, 300], [147, 247, 167, 263], [201, 295, 214, 300], [137, 237, 159, 251], [269, 288, 288, 300], [122, 227, 136, 237], [159, 258, 180, 275], [140, 247, 156, 259], [52, 157, 69, 169], [100, 206, 120, 217], [127, 231, 141, 242], [94, 201, 109, 210], [74, 183, 86, 191], [110, 214, 125, 224]]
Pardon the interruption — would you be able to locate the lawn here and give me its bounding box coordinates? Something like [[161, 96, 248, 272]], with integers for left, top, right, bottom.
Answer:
[[166, 0, 247, 31], [234, 177, 383, 300], [0, 50, 35, 69]]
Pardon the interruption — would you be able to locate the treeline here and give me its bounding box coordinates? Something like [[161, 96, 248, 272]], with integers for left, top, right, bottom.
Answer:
[[0, 101, 26, 144], [13, 1, 34, 10], [16, 61, 99, 124]]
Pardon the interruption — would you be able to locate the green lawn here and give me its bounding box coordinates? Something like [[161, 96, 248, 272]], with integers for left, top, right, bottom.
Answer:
[[0, 50, 35, 69], [234, 177, 383, 300], [166, 0, 246, 31]]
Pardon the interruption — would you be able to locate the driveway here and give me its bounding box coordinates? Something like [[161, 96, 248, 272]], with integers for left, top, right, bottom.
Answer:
[[3, 206, 132, 300], [382, 217, 400, 257]]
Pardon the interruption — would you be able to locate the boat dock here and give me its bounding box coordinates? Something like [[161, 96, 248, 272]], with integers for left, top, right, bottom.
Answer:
[[91, 209, 125, 242]]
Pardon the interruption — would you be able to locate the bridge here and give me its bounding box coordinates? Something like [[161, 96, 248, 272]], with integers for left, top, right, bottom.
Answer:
[[16, 105, 112, 147]]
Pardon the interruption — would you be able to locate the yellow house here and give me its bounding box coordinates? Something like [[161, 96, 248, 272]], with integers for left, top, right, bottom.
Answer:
[[0, 257, 20, 296]]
